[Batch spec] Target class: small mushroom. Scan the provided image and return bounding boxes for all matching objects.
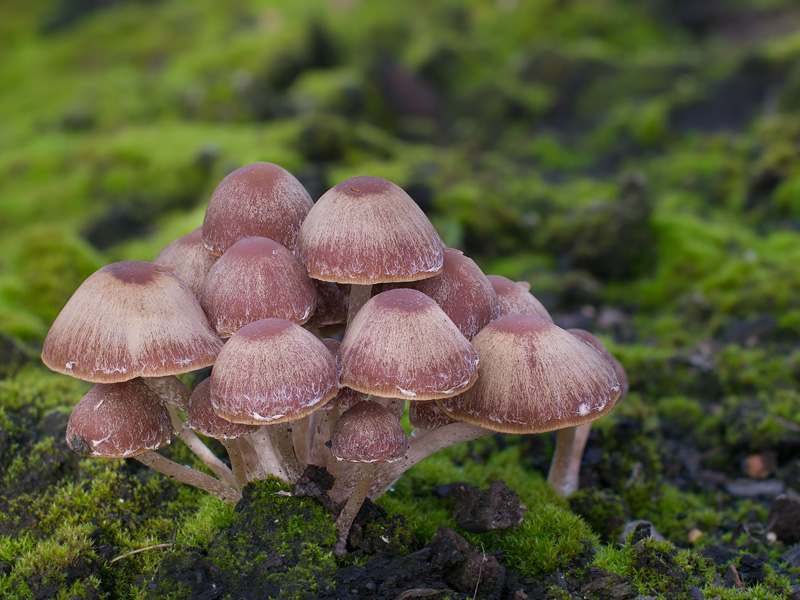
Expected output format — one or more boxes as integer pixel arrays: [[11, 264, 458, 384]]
[[487, 275, 552, 321], [329, 400, 408, 554], [153, 227, 218, 297]]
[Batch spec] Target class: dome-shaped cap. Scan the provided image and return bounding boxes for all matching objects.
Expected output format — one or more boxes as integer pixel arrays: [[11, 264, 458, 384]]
[[199, 236, 316, 337], [211, 318, 339, 425], [202, 162, 313, 256], [296, 176, 444, 284], [42, 261, 224, 383], [437, 314, 621, 434], [66, 378, 173, 459], [187, 377, 258, 439], [330, 400, 408, 463], [487, 275, 552, 321], [568, 329, 629, 400], [378, 248, 499, 340], [154, 227, 218, 297], [339, 288, 479, 400]]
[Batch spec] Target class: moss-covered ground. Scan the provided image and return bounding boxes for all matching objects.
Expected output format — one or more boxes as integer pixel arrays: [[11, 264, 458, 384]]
[[2, 0, 800, 598]]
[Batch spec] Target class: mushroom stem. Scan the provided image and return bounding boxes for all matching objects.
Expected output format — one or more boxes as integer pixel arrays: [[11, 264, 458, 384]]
[[143, 375, 192, 411], [548, 423, 592, 497], [135, 451, 242, 505], [274, 421, 302, 482], [332, 421, 492, 504], [248, 427, 290, 482], [346, 284, 372, 325], [168, 408, 236, 487], [333, 462, 375, 555], [221, 439, 249, 490]]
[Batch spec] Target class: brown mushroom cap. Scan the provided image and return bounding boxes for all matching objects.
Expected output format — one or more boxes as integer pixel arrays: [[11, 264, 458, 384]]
[[187, 377, 258, 439], [153, 227, 218, 297], [42, 261, 224, 383], [487, 275, 552, 321], [568, 329, 629, 400], [330, 400, 408, 463], [210, 318, 339, 425], [304, 280, 347, 330], [378, 248, 499, 340], [202, 162, 313, 256], [339, 288, 479, 400], [296, 176, 444, 284], [199, 236, 317, 337], [66, 378, 172, 459], [437, 314, 621, 434]]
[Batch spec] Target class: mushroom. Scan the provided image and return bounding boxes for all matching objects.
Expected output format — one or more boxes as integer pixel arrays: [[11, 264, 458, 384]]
[[487, 275, 553, 321], [296, 175, 444, 322], [187, 377, 262, 489], [545, 329, 629, 497], [202, 162, 313, 256], [67, 378, 241, 504], [41, 260, 231, 481], [198, 236, 317, 337], [377, 247, 500, 340], [153, 227, 218, 297], [329, 400, 408, 554], [210, 318, 339, 482]]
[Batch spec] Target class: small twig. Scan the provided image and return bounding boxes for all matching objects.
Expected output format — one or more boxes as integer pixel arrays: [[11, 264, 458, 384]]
[[472, 543, 487, 600], [109, 543, 173, 564]]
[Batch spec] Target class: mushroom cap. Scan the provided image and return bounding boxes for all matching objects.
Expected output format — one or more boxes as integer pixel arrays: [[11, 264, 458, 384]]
[[66, 378, 172, 459], [296, 176, 445, 284], [42, 261, 224, 383], [202, 162, 313, 256], [210, 318, 339, 425], [153, 227, 218, 297], [487, 275, 552, 321], [339, 288, 479, 400], [437, 314, 621, 434], [409, 400, 456, 430], [199, 236, 317, 337], [187, 377, 258, 439], [568, 329, 629, 400], [378, 248, 499, 340], [330, 400, 408, 463]]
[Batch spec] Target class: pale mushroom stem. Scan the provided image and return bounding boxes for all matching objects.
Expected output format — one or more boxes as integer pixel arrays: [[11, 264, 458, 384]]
[[167, 408, 236, 487], [135, 451, 242, 505], [331, 421, 492, 504], [548, 423, 593, 497], [274, 421, 302, 482], [221, 439, 249, 490], [248, 427, 290, 482], [333, 462, 376, 556], [347, 284, 372, 325], [291, 414, 313, 467]]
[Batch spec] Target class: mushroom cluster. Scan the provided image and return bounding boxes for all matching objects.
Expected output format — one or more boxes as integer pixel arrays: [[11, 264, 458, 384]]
[[42, 161, 626, 549]]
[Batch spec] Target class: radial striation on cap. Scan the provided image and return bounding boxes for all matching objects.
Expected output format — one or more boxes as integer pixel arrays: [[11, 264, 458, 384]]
[[188, 377, 258, 439], [437, 314, 621, 434], [154, 227, 218, 297], [568, 328, 629, 400], [199, 236, 317, 337], [210, 318, 339, 425], [202, 162, 313, 256], [378, 247, 499, 339], [330, 400, 408, 463], [339, 288, 479, 400], [488, 275, 552, 321], [296, 176, 445, 284], [42, 261, 224, 383], [66, 378, 173, 459]]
